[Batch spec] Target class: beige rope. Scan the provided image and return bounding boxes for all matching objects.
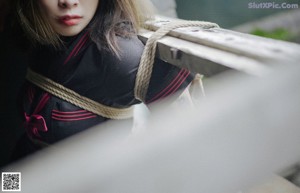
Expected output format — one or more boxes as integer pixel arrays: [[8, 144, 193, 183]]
[[134, 20, 219, 102], [26, 69, 134, 120]]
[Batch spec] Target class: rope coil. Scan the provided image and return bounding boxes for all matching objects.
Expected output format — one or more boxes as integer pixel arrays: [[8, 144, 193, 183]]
[[26, 69, 134, 120], [25, 20, 218, 120], [134, 20, 219, 102]]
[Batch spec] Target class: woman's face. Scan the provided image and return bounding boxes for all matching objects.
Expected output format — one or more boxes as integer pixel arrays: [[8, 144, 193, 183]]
[[39, 0, 99, 36]]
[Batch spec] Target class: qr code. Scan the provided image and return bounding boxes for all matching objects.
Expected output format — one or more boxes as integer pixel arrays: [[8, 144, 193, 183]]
[[2, 172, 21, 192]]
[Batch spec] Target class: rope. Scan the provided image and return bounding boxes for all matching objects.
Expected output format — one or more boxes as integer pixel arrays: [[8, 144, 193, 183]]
[[134, 20, 219, 102], [26, 69, 134, 120]]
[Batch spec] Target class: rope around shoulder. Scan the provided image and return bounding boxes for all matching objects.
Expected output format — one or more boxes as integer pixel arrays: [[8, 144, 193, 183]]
[[25, 20, 219, 121], [134, 20, 220, 102]]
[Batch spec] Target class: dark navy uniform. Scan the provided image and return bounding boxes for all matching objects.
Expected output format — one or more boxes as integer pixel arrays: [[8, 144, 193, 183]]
[[19, 27, 194, 147]]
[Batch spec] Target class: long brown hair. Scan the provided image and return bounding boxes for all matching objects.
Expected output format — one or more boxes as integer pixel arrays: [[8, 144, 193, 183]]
[[15, 0, 61, 48], [89, 0, 147, 56], [15, 0, 151, 55]]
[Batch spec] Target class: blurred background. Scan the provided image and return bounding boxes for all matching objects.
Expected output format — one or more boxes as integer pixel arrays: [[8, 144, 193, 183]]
[[151, 0, 300, 43]]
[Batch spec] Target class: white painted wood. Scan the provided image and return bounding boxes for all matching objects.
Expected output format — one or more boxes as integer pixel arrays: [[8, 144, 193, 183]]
[[138, 16, 300, 76]]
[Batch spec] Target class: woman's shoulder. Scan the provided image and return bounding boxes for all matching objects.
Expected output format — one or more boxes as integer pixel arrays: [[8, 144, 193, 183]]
[[103, 35, 144, 76], [95, 35, 144, 100], [118, 35, 144, 64]]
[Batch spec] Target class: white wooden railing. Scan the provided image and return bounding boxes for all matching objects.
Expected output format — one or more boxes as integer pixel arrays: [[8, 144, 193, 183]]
[[138, 16, 300, 77]]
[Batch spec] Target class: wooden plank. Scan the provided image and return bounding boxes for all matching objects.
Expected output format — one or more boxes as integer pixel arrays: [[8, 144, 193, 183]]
[[139, 29, 268, 76], [138, 16, 300, 76]]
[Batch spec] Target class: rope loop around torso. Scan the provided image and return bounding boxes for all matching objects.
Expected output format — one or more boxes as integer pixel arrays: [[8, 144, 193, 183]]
[[26, 69, 134, 120]]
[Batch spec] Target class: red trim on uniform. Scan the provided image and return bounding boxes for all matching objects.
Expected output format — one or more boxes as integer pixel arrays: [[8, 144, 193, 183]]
[[52, 109, 90, 114], [27, 86, 35, 104], [33, 94, 51, 114], [74, 35, 89, 56], [52, 112, 94, 118], [24, 93, 51, 138], [51, 109, 97, 121], [52, 115, 97, 122], [64, 31, 89, 64], [160, 70, 190, 99], [147, 69, 190, 103], [147, 69, 186, 103]]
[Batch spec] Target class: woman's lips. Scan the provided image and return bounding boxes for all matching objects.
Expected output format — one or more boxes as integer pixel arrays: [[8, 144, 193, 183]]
[[59, 15, 82, 26]]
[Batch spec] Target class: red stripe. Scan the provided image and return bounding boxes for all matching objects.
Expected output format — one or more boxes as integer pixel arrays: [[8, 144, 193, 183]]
[[147, 69, 189, 103], [52, 115, 97, 122], [28, 86, 34, 103], [33, 93, 50, 114], [52, 109, 89, 114], [52, 112, 94, 118], [161, 71, 190, 99], [74, 35, 89, 56], [64, 31, 89, 64], [147, 69, 186, 103]]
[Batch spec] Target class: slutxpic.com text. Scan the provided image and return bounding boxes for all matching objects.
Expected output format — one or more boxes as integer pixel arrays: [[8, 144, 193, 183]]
[[248, 2, 299, 9]]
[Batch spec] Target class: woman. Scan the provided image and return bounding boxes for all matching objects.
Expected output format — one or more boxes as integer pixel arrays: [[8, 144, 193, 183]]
[[11, 0, 194, 160]]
